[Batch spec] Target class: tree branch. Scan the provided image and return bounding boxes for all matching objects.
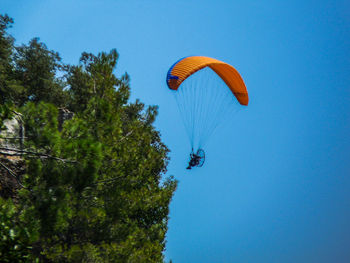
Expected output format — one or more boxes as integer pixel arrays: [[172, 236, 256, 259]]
[[93, 174, 128, 185], [0, 147, 77, 163], [0, 137, 28, 140], [0, 161, 25, 188], [119, 131, 133, 142]]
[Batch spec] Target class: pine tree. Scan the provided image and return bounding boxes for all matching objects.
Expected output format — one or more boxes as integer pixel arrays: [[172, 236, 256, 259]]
[[0, 14, 23, 104], [0, 15, 177, 262], [13, 38, 68, 107]]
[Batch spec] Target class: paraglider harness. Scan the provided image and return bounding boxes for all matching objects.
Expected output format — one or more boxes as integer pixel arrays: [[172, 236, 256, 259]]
[[186, 148, 205, 169]]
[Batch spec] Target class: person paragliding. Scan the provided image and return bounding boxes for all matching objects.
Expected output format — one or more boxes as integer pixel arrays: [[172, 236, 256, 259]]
[[166, 56, 249, 169], [186, 148, 205, 169]]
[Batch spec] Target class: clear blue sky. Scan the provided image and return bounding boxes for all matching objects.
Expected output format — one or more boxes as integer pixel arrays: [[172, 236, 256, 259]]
[[2, 0, 350, 262]]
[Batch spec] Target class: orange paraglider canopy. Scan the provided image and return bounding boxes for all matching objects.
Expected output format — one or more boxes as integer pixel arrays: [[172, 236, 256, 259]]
[[166, 56, 249, 105]]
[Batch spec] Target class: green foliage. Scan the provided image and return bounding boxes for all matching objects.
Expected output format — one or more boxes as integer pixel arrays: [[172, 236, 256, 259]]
[[13, 38, 68, 106], [0, 198, 39, 262], [0, 103, 13, 130], [0, 14, 24, 105], [0, 14, 177, 262], [0, 14, 67, 107]]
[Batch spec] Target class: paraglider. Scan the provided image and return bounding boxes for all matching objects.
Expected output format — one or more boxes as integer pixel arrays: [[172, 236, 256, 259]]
[[166, 56, 248, 169], [186, 148, 205, 170]]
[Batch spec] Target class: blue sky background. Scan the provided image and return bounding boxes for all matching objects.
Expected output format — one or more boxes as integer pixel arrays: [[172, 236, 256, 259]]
[[2, 0, 350, 262]]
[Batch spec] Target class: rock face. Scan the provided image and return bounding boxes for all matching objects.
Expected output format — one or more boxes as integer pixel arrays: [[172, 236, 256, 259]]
[[0, 111, 25, 200], [0, 111, 24, 152], [0, 109, 74, 199]]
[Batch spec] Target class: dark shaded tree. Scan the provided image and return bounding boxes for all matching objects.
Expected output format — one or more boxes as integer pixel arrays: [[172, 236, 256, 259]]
[[13, 38, 68, 107], [0, 15, 23, 104]]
